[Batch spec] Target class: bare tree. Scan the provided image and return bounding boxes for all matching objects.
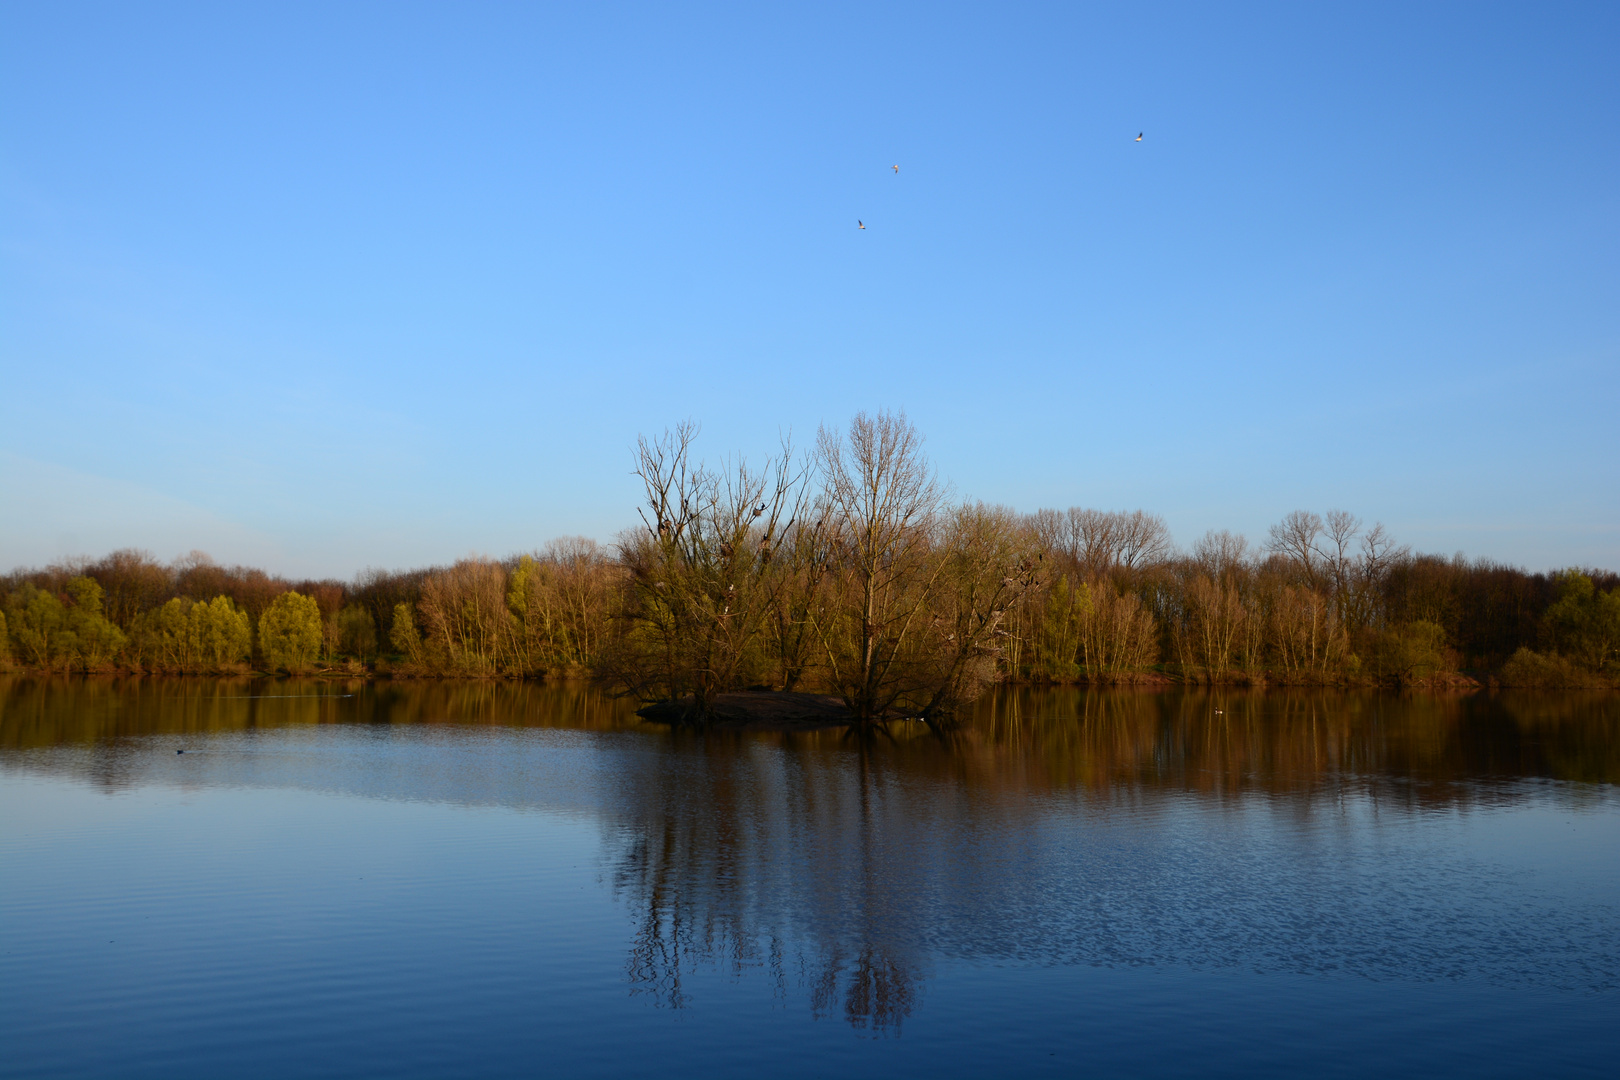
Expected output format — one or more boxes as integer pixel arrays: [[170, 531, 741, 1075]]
[[919, 503, 1042, 716], [1115, 510, 1173, 572], [1192, 529, 1250, 583], [418, 559, 515, 674], [1320, 509, 1362, 625], [1077, 585, 1157, 678], [610, 423, 808, 717], [811, 411, 946, 722], [764, 511, 833, 691], [1266, 510, 1326, 591], [1066, 508, 1118, 582], [507, 538, 623, 673], [1064, 508, 1172, 582]]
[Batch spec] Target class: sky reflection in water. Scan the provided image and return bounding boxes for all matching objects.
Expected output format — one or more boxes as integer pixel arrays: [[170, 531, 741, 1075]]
[[1, 679, 1617, 1078]]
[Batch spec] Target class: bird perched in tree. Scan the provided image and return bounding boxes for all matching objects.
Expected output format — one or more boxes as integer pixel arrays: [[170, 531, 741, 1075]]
[[1135, 132, 1143, 142], [858, 220, 865, 229]]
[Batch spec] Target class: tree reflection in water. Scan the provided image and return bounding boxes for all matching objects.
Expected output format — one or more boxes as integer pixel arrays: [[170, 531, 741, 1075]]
[[609, 737, 924, 1031], [2, 676, 1616, 1020]]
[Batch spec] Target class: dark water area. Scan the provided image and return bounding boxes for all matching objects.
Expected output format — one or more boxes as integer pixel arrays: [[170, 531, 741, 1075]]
[[2, 678, 1617, 1078]]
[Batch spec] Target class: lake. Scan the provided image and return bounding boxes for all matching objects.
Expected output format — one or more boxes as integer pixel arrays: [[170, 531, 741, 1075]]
[[2, 678, 1616, 1078]]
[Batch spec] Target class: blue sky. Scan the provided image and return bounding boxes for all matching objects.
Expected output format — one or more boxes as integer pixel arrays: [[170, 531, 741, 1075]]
[[3, 1, 1616, 577]]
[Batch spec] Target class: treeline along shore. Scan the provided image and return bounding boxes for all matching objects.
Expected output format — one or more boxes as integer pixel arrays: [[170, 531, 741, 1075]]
[[3, 413, 1616, 719]]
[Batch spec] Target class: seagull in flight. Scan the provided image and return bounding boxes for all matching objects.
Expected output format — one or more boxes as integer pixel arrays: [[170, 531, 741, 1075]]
[[892, 164, 899, 174], [858, 220, 865, 229], [1135, 132, 1143, 142]]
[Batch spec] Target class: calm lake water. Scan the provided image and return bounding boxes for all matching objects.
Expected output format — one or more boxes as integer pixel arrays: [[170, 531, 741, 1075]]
[[2, 679, 1617, 1079]]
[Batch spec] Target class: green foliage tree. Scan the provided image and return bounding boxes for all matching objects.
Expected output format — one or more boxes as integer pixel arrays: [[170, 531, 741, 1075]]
[[135, 595, 252, 671], [63, 576, 127, 667], [1032, 575, 1089, 680], [197, 595, 254, 668], [0, 609, 11, 667], [5, 583, 72, 667], [1543, 570, 1620, 673], [135, 599, 190, 669], [258, 591, 324, 673], [389, 602, 422, 662], [505, 555, 549, 672], [2, 579, 125, 670], [334, 604, 377, 660]]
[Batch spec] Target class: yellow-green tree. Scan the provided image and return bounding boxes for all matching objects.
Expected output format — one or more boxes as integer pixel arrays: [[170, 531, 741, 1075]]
[[6, 584, 71, 667], [1544, 570, 1620, 673], [63, 576, 127, 667], [136, 595, 252, 671], [4, 578, 125, 669], [197, 596, 253, 668], [135, 598, 192, 669], [1033, 575, 1090, 680], [389, 602, 422, 662], [259, 591, 323, 673]]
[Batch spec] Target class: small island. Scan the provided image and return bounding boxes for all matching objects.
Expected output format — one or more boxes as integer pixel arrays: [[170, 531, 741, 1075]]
[[638, 690, 857, 731]]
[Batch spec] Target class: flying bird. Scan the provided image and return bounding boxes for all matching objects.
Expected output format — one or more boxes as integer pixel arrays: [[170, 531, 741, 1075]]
[[858, 220, 865, 229], [892, 164, 899, 174], [1135, 132, 1143, 142]]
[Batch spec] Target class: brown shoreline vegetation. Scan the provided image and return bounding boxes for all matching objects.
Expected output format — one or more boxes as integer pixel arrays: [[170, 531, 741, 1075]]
[[3, 412, 1616, 726]]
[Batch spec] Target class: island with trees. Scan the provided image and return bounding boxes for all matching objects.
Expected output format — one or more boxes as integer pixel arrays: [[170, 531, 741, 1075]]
[[3, 413, 1616, 726]]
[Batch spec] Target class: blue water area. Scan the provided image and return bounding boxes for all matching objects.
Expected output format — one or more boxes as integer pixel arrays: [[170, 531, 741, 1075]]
[[1, 680, 1617, 1078]]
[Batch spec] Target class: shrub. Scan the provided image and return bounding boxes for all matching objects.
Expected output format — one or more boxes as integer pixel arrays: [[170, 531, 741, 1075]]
[[1499, 647, 1607, 689], [1374, 620, 1448, 682]]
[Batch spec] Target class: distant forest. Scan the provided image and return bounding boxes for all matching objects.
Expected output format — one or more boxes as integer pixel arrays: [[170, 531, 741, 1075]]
[[3, 413, 1616, 710]]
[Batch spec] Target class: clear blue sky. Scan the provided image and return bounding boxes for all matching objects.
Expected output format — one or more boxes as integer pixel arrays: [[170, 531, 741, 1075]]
[[3, 1, 1616, 578]]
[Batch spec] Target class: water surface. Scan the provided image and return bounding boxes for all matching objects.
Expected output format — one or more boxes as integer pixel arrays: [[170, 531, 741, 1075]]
[[2, 679, 1617, 1078]]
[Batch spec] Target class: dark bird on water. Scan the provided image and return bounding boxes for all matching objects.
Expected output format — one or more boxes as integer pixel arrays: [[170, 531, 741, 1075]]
[[176, 749, 184, 754], [1135, 132, 1143, 141]]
